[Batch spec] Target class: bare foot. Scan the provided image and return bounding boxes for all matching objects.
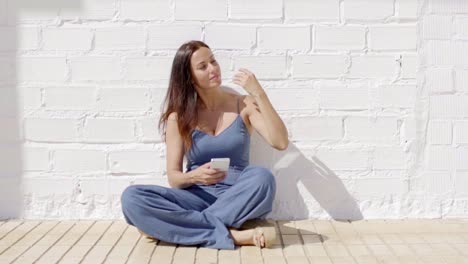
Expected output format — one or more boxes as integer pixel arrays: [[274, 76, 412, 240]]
[[229, 228, 265, 247]]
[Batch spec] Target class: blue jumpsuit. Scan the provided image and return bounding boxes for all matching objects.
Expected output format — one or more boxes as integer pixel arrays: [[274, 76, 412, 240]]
[[121, 99, 276, 249]]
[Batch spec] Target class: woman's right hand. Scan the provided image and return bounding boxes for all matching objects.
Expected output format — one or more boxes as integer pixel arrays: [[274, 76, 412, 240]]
[[188, 162, 226, 185]]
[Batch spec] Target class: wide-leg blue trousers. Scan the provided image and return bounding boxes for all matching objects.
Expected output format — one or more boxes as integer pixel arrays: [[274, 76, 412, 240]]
[[121, 165, 276, 249]]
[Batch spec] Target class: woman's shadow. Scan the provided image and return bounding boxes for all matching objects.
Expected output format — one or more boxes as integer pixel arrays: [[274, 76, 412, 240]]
[[250, 131, 363, 221], [222, 85, 363, 220]]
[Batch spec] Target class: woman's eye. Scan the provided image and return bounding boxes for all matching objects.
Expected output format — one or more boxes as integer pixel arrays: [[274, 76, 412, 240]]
[[211, 60, 217, 64]]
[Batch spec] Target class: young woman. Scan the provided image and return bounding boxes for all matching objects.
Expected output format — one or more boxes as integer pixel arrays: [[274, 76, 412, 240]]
[[121, 40, 288, 249]]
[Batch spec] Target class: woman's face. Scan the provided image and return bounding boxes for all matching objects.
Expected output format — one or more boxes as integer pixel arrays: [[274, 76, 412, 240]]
[[190, 47, 222, 91]]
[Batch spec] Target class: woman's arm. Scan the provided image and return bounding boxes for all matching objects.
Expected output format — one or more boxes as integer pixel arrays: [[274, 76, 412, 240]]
[[165, 112, 194, 188], [234, 69, 289, 150]]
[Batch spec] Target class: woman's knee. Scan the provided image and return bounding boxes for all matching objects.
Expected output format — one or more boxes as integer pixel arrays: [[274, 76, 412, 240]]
[[121, 185, 144, 210], [245, 166, 276, 190]]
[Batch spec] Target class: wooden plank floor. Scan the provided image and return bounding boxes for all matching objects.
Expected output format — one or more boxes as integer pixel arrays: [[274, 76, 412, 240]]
[[1, 219, 468, 264]]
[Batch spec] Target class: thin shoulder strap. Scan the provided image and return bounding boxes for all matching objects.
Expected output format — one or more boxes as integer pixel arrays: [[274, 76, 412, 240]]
[[237, 96, 240, 114]]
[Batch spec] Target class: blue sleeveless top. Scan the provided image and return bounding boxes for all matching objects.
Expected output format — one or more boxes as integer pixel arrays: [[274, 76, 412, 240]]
[[185, 97, 250, 173]]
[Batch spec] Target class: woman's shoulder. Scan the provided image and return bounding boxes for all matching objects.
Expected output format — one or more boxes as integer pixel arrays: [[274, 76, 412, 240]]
[[168, 112, 178, 121]]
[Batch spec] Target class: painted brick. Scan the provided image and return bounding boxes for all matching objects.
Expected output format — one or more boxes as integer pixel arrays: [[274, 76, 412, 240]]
[[315, 148, 369, 170], [94, 26, 145, 50], [151, 88, 168, 112], [319, 84, 369, 109], [284, 0, 339, 21], [0, 26, 39, 50], [233, 56, 287, 80], [428, 120, 452, 145], [258, 26, 310, 50], [267, 89, 318, 111], [42, 27, 93, 50], [455, 70, 468, 92], [205, 24, 256, 49], [401, 54, 418, 79], [355, 178, 401, 197], [397, 0, 418, 19], [454, 121, 468, 144], [139, 118, 161, 142], [369, 26, 417, 51], [422, 15, 453, 40], [54, 150, 106, 172], [344, 0, 394, 21], [175, 0, 227, 21], [455, 172, 468, 197], [109, 151, 163, 173], [455, 147, 468, 170], [147, 24, 202, 49], [455, 17, 468, 40], [97, 88, 151, 112], [59, 0, 116, 20], [120, 0, 170, 20], [426, 68, 453, 93], [18, 57, 67, 82], [376, 85, 416, 108], [374, 147, 406, 169], [315, 26, 365, 51], [70, 57, 121, 81], [291, 117, 343, 141], [23, 147, 49, 171], [23, 178, 74, 196], [349, 55, 399, 79], [24, 118, 78, 142], [429, 0, 468, 14], [345, 117, 398, 142], [20, 88, 42, 110], [427, 146, 453, 170], [8, 2, 59, 24], [230, 0, 282, 19], [83, 118, 135, 143], [292, 55, 347, 78], [425, 41, 468, 66], [402, 117, 417, 141], [44, 88, 95, 110], [430, 95, 468, 118], [423, 172, 453, 194], [123, 56, 173, 80]]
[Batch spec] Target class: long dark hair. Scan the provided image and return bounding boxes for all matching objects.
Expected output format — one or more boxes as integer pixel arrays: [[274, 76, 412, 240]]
[[159, 40, 209, 151]]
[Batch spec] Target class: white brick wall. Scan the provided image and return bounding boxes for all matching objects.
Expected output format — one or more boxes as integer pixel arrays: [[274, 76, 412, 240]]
[[120, 0, 171, 21], [284, 0, 339, 21], [3, 0, 468, 220], [42, 27, 93, 51], [94, 26, 145, 50], [344, 0, 394, 21], [230, 0, 282, 19], [315, 26, 366, 51]]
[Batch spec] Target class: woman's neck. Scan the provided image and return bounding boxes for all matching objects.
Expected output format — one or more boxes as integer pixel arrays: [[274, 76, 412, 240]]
[[197, 88, 225, 112]]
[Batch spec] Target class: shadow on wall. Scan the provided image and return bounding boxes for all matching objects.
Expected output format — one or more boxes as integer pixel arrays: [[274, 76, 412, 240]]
[[251, 135, 363, 221], [250, 133, 363, 220], [222, 85, 363, 221], [0, 0, 81, 219]]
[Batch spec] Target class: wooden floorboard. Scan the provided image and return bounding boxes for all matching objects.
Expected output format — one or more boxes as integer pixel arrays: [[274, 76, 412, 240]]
[[1, 219, 468, 264]]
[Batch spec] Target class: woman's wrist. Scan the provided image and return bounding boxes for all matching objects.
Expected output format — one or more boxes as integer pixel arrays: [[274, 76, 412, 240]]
[[185, 170, 196, 185]]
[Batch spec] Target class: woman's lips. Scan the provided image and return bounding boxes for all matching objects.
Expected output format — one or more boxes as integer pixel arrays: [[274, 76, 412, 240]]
[[210, 75, 219, 80]]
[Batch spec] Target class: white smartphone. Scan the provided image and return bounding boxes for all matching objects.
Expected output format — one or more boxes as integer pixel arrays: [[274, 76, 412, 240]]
[[210, 158, 230, 172]]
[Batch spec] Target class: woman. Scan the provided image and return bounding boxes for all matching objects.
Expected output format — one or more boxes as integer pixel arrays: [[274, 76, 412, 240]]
[[121, 40, 289, 249]]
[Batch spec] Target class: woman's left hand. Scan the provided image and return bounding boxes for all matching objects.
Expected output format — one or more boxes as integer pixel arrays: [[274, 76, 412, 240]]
[[232, 68, 265, 97]]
